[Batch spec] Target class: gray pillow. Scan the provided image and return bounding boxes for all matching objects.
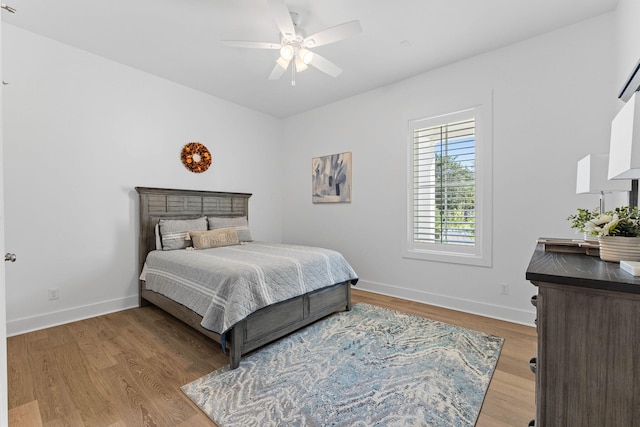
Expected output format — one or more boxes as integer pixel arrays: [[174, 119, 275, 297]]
[[208, 216, 253, 242], [158, 217, 207, 250]]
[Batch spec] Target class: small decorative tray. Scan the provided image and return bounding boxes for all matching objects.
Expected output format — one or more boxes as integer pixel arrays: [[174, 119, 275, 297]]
[[537, 237, 600, 256]]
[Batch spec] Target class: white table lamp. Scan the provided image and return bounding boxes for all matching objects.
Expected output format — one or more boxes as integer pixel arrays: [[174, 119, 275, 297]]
[[608, 91, 640, 207], [577, 154, 630, 213]]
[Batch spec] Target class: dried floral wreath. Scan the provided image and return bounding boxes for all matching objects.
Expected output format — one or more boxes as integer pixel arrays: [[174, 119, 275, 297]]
[[181, 142, 212, 173]]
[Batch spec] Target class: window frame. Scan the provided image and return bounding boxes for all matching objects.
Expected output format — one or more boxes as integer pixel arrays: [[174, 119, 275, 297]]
[[404, 100, 493, 267]]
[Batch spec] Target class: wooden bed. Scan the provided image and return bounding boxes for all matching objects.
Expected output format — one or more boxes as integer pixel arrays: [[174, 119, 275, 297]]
[[136, 186, 352, 369]]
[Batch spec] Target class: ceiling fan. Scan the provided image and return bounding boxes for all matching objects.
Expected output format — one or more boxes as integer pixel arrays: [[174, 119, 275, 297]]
[[222, 0, 362, 86]]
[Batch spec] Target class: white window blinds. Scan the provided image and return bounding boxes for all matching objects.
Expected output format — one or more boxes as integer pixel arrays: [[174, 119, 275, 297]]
[[405, 99, 492, 267], [413, 118, 476, 246]]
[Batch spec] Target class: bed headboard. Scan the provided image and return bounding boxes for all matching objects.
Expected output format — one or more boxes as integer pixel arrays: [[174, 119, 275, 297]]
[[135, 186, 252, 278]]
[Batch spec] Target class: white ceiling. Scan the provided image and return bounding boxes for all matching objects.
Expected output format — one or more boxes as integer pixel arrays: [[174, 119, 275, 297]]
[[2, 0, 619, 118]]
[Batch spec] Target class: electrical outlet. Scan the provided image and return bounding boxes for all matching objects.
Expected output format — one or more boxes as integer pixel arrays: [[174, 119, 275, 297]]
[[48, 288, 59, 300], [499, 283, 509, 295]]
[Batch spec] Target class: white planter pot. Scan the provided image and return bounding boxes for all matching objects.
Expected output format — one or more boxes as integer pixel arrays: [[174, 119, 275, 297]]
[[598, 236, 640, 263]]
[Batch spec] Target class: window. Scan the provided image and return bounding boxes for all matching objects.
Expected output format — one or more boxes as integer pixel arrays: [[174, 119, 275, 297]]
[[405, 104, 492, 266]]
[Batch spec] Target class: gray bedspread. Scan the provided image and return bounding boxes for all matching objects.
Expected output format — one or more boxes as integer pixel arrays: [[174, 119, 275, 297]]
[[143, 242, 358, 334]]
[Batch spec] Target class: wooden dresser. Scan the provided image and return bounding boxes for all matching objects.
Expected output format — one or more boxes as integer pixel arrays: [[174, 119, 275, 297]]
[[526, 244, 640, 426]]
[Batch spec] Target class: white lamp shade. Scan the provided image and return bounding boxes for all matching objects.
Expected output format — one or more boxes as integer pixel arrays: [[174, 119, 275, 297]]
[[608, 91, 640, 179], [577, 154, 631, 193]]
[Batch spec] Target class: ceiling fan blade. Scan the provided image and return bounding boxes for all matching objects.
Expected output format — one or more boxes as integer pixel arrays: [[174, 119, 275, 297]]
[[267, 0, 296, 39], [221, 40, 281, 50], [304, 20, 362, 48], [309, 53, 342, 77], [269, 60, 290, 80]]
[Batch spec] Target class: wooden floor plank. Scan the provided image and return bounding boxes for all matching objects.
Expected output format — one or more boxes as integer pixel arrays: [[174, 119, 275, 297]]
[[27, 346, 80, 424], [7, 288, 536, 426], [65, 318, 118, 371], [113, 348, 198, 426], [44, 409, 85, 427], [52, 342, 117, 426], [7, 335, 35, 409], [96, 365, 158, 426], [8, 400, 43, 427]]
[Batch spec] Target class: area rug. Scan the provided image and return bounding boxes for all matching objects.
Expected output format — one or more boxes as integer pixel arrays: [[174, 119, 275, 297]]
[[181, 303, 504, 426]]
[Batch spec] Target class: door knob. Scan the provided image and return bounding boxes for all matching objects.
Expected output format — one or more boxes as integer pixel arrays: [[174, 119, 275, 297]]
[[4, 253, 16, 262]]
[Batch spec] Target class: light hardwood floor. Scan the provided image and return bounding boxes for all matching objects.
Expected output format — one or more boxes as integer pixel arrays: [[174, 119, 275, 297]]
[[8, 289, 536, 426]]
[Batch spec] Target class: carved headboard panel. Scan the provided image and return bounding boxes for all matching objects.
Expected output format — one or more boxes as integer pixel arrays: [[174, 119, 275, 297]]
[[135, 187, 252, 277]]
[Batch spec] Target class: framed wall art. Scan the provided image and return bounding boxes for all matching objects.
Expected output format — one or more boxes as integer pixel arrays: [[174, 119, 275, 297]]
[[312, 152, 352, 203]]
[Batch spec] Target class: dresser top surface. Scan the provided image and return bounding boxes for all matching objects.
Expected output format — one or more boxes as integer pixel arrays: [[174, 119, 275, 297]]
[[526, 243, 640, 293]]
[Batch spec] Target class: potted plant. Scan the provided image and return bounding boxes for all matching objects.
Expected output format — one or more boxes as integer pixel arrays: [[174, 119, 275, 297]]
[[572, 206, 640, 262]]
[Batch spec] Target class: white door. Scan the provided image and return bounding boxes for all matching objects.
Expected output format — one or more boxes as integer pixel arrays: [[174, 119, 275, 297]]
[[0, 5, 9, 425]]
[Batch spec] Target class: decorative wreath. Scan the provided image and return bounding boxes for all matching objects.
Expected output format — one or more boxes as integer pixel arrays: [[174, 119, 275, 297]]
[[181, 142, 212, 173]]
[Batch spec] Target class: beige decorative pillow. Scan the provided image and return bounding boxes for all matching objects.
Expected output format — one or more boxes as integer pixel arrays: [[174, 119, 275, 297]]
[[189, 228, 239, 250]]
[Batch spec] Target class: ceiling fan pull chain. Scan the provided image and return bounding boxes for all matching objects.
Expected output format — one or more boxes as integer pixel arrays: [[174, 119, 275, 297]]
[[291, 61, 296, 86]]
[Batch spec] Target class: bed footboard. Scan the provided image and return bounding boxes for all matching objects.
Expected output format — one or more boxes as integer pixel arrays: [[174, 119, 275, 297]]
[[141, 281, 352, 369], [228, 281, 351, 368]]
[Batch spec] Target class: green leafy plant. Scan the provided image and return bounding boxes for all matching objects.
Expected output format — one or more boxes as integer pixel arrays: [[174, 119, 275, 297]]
[[570, 206, 640, 237], [567, 207, 599, 233]]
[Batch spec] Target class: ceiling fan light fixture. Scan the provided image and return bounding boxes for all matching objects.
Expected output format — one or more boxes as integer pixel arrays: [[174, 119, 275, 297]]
[[279, 44, 295, 61], [276, 56, 290, 70], [298, 48, 314, 65], [295, 58, 308, 72]]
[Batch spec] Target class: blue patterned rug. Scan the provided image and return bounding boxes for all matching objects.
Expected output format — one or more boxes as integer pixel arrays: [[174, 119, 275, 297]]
[[181, 303, 504, 426]]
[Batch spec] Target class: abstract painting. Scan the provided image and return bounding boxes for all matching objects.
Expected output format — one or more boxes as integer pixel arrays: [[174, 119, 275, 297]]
[[312, 152, 352, 203]]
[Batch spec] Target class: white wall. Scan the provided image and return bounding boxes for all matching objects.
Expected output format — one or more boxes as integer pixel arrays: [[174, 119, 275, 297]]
[[1, 9, 623, 334], [281, 13, 617, 325], [2, 25, 284, 335]]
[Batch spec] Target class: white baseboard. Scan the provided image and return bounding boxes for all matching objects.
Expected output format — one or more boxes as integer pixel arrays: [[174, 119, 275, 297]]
[[7, 295, 139, 336], [7, 281, 536, 336], [356, 279, 536, 326]]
